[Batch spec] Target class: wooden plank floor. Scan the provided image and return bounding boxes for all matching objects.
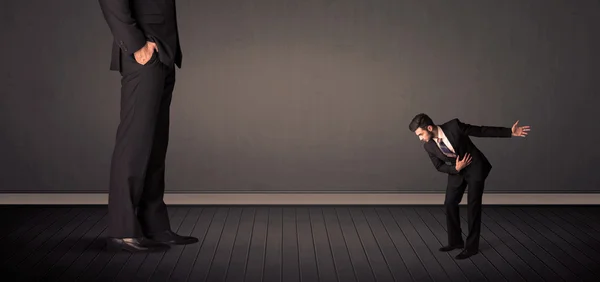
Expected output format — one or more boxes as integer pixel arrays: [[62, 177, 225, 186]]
[[1, 205, 600, 281]]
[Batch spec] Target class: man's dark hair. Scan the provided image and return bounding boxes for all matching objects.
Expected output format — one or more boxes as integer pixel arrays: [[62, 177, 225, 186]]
[[408, 113, 434, 132]]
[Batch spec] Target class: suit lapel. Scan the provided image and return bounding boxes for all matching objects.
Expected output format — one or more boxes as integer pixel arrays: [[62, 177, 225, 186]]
[[426, 140, 446, 159], [440, 123, 459, 153]]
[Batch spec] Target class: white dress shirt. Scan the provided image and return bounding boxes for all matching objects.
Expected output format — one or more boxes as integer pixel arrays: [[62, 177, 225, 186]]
[[434, 126, 456, 157]]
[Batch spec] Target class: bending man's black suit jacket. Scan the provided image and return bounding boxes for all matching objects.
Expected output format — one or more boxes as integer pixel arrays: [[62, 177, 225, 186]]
[[98, 0, 182, 71], [424, 118, 512, 181]]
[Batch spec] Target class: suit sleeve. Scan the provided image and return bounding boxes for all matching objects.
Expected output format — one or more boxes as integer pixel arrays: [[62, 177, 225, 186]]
[[455, 118, 512, 138], [427, 148, 460, 175], [98, 0, 146, 55]]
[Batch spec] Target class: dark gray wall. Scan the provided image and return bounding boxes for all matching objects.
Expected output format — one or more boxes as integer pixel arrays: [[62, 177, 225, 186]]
[[1, 0, 599, 193]]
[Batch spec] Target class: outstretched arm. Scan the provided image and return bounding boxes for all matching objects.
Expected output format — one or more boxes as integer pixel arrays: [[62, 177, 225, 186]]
[[98, 0, 146, 55], [455, 118, 513, 138]]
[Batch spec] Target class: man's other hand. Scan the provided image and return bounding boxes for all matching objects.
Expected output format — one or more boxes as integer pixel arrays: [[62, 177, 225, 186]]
[[455, 153, 472, 172], [134, 41, 158, 65], [511, 120, 531, 137]]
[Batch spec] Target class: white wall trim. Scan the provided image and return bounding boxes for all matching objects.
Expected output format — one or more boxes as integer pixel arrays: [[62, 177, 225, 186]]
[[1, 193, 599, 205]]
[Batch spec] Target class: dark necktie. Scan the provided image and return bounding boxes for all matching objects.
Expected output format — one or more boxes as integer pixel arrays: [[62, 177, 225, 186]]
[[438, 139, 456, 157]]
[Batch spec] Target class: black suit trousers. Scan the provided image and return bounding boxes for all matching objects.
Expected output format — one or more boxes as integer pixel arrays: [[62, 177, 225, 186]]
[[444, 174, 486, 251], [107, 50, 175, 238]]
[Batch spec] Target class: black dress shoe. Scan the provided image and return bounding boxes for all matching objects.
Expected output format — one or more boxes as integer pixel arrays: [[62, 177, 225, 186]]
[[106, 237, 170, 252], [439, 243, 464, 252], [147, 230, 199, 245], [455, 249, 478, 260]]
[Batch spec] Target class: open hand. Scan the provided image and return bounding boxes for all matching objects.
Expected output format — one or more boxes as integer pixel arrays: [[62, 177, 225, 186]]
[[455, 153, 472, 172], [511, 120, 530, 137], [134, 41, 158, 65]]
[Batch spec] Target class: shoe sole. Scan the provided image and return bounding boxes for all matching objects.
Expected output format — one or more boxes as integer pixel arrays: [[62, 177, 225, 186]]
[[106, 241, 170, 253], [150, 237, 200, 245], [439, 245, 464, 252]]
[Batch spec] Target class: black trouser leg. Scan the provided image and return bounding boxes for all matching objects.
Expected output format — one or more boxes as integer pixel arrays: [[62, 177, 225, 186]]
[[107, 51, 173, 238], [444, 176, 468, 246], [465, 179, 485, 251], [137, 65, 175, 235]]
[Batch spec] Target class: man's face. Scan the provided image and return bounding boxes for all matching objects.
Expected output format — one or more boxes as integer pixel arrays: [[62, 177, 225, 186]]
[[415, 125, 434, 142]]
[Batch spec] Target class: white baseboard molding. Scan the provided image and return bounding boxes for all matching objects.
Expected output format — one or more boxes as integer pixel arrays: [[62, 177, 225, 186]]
[[1, 193, 599, 205]]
